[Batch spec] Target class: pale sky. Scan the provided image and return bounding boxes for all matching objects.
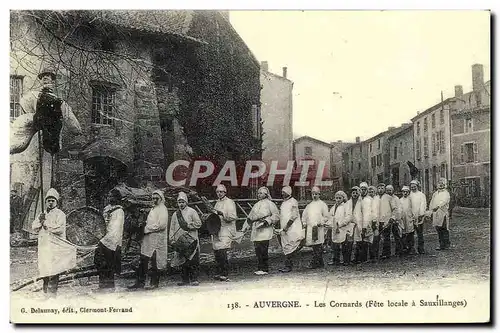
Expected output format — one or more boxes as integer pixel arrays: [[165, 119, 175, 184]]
[[230, 10, 491, 143]]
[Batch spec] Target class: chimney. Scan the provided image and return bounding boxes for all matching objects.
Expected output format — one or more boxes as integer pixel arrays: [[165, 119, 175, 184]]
[[337, 140, 342, 143], [417, 111, 420, 115], [472, 64, 484, 91], [355, 136, 360, 143], [282, 67, 288, 78], [261, 61, 268, 72], [455, 85, 463, 97]]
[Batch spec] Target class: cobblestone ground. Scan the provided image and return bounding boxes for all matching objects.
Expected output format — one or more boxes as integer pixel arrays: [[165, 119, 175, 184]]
[[11, 207, 490, 299]]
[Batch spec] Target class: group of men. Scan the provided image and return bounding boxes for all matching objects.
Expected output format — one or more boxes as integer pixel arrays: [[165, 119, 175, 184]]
[[30, 177, 452, 296]]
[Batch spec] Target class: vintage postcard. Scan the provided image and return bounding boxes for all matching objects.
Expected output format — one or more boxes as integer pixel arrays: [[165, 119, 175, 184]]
[[9, 9, 491, 324]]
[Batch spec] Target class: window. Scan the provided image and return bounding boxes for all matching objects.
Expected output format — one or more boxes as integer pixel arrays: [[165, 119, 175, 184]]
[[416, 121, 421, 136], [358, 162, 361, 170], [304, 146, 312, 156], [432, 133, 437, 156], [91, 86, 116, 125], [350, 161, 353, 172], [369, 143, 372, 152], [377, 139, 381, 149], [416, 140, 421, 160], [475, 92, 482, 107], [461, 177, 481, 197], [465, 118, 473, 133], [10, 76, 23, 120], [251, 104, 261, 138], [371, 156, 376, 169], [461, 142, 477, 164], [423, 137, 428, 158], [424, 117, 428, 132], [431, 113, 436, 129], [440, 109, 445, 124], [393, 146, 397, 159], [439, 130, 445, 154], [440, 163, 446, 178], [350, 147, 353, 155], [359, 146, 362, 153], [400, 141, 403, 156]]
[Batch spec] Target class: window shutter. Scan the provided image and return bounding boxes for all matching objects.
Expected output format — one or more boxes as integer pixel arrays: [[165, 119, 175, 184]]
[[473, 142, 478, 162], [460, 144, 464, 164]]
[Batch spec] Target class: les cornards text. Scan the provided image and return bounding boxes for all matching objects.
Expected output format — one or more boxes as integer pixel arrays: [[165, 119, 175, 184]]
[[227, 296, 467, 310]]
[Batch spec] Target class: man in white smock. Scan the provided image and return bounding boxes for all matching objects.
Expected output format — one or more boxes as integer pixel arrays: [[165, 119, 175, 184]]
[[429, 178, 451, 251], [399, 186, 416, 255], [169, 192, 202, 286], [129, 190, 169, 289], [274, 186, 304, 273], [352, 182, 373, 264], [409, 180, 427, 254], [32, 188, 76, 296], [211, 184, 238, 282], [302, 186, 329, 269], [328, 191, 352, 265], [244, 186, 279, 275], [95, 189, 124, 290]]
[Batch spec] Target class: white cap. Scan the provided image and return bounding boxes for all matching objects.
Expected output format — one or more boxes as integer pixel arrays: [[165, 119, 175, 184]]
[[359, 182, 369, 188], [282, 186, 292, 196], [177, 191, 188, 203], [216, 184, 227, 192], [45, 188, 60, 202]]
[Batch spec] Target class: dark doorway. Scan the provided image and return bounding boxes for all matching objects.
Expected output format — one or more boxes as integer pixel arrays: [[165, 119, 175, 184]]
[[84, 157, 128, 211]]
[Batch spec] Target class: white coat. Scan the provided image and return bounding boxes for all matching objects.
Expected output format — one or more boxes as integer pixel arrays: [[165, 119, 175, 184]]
[[429, 189, 451, 229], [370, 195, 380, 236], [302, 200, 329, 246], [329, 202, 353, 243], [351, 196, 374, 243], [248, 198, 280, 242], [142, 201, 169, 270], [169, 206, 202, 267], [100, 205, 125, 251], [278, 197, 304, 255], [212, 196, 238, 250], [399, 196, 415, 234], [32, 207, 76, 277], [409, 191, 427, 224]]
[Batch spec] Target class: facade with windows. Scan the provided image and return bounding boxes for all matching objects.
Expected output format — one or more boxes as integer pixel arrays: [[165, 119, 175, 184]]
[[260, 62, 294, 171], [412, 98, 453, 199], [451, 68, 490, 207], [342, 137, 370, 189], [388, 124, 414, 191], [10, 10, 261, 216]]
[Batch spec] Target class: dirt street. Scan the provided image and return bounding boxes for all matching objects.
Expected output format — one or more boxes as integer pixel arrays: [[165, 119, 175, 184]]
[[11, 207, 490, 297]]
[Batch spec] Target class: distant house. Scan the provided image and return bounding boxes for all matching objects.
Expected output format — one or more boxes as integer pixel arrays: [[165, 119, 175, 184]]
[[450, 64, 490, 207], [387, 124, 414, 191]]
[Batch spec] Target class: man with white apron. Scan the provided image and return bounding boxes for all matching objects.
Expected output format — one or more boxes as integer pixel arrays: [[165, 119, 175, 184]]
[[429, 178, 451, 251], [328, 191, 352, 265], [95, 189, 124, 290], [368, 185, 381, 262], [379, 184, 402, 259], [353, 182, 373, 264], [409, 180, 427, 254], [31, 188, 76, 296], [211, 184, 238, 282], [302, 186, 330, 269], [169, 192, 202, 286], [243, 186, 280, 275], [399, 186, 416, 255], [275, 186, 304, 273], [129, 190, 169, 289]]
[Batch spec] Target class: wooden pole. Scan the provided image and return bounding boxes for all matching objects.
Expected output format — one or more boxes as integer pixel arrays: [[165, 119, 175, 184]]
[[38, 131, 44, 213]]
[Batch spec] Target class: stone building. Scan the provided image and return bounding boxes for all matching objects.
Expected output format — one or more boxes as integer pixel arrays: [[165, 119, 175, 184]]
[[10, 10, 261, 221], [260, 61, 294, 170], [387, 124, 414, 191], [411, 96, 453, 199], [330, 140, 354, 192], [451, 64, 491, 207], [342, 137, 370, 188]]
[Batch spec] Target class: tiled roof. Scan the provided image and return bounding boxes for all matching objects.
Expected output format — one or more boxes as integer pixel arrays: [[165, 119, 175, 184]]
[[23, 10, 206, 44], [83, 10, 205, 43]]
